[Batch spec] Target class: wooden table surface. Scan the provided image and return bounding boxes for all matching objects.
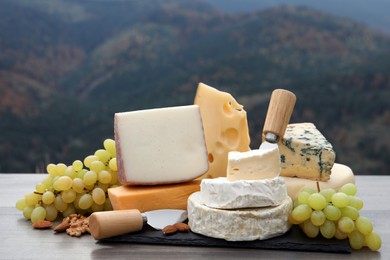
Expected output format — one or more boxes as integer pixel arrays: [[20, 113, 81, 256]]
[[1, 174, 389, 259]]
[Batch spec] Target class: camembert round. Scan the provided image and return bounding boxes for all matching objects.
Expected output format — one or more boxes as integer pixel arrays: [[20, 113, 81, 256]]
[[188, 192, 292, 241], [200, 177, 287, 209]]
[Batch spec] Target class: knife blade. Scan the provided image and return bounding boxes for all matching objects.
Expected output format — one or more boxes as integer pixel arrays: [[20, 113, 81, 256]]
[[260, 89, 296, 150], [89, 209, 187, 239]]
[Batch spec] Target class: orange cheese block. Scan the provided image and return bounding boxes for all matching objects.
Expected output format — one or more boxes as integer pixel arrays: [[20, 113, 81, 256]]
[[194, 82, 251, 179], [108, 180, 201, 212], [285, 163, 355, 200]]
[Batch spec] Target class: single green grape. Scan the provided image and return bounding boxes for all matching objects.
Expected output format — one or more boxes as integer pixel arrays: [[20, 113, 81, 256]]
[[23, 205, 34, 220], [339, 183, 357, 196], [45, 204, 58, 221], [78, 193, 93, 210], [90, 161, 106, 173], [355, 216, 373, 235], [72, 160, 83, 172], [16, 198, 27, 211], [332, 192, 349, 208], [323, 205, 342, 221], [72, 178, 85, 193], [348, 196, 364, 210], [303, 220, 319, 238], [98, 170, 112, 184], [348, 230, 365, 250], [54, 195, 68, 212], [42, 191, 55, 205], [104, 139, 116, 157], [311, 210, 326, 226], [340, 206, 359, 220], [297, 191, 310, 205], [95, 149, 111, 163], [64, 166, 76, 178], [35, 183, 46, 194], [31, 206, 46, 224], [108, 158, 117, 171], [46, 163, 58, 176], [83, 171, 98, 186], [334, 227, 348, 240], [291, 204, 312, 223], [338, 216, 355, 234], [25, 192, 41, 206], [365, 231, 382, 251], [308, 193, 327, 210], [53, 176, 73, 191], [84, 155, 98, 168], [92, 187, 106, 205], [61, 189, 77, 204], [320, 219, 336, 239]]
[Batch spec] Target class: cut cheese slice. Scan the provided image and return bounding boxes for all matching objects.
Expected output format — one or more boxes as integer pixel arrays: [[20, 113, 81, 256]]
[[194, 83, 251, 179], [188, 192, 292, 241], [279, 123, 336, 181], [285, 163, 355, 200], [108, 180, 200, 212], [200, 177, 287, 209], [114, 105, 208, 185], [227, 145, 280, 181]]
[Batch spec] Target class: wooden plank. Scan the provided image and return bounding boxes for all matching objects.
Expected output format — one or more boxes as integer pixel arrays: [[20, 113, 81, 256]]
[[0, 174, 389, 259]]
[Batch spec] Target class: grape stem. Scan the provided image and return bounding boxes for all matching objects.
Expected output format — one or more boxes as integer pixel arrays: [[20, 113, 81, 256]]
[[316, 181, 320, 192]]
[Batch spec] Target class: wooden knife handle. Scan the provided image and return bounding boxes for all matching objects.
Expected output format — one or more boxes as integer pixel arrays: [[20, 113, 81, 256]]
[[89, 209, 144, 239], [263, 89, 296, 141]]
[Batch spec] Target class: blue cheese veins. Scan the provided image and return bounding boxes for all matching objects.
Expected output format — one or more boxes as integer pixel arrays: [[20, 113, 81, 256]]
[[278, 123, 335, 181]]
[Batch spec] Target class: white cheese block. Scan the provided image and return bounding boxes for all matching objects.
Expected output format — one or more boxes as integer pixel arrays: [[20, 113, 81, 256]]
[[114, 105, 209, 185], [227, 144, 280, 181], [285, 163, 355, 200], [200, 177, 287, 209], [188, 192, 292, 241], [279, 123, 336, 181]]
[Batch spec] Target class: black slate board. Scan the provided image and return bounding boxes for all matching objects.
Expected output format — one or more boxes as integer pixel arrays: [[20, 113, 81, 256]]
[[100, 225, 351, 254]]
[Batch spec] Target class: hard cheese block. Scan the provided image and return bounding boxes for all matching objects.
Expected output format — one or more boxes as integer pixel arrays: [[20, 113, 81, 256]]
[[285, 163, 355, 200], [200, 177, 287, 209], [279, 123, 335, 181], [108, 180, 200, 212], [114, 105, 208, 185], [188, 192, 292, 241], [194, 82, 251, 179], [227, 145, 281, 181]]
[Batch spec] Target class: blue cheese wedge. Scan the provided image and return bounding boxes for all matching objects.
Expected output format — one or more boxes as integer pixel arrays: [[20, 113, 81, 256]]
[[279, 123, 335, 181]]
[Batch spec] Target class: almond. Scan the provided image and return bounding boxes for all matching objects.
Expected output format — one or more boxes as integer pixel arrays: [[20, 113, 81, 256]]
[[32, 220, 52, 229], [54, 221, 71, 233], [162, 225, 177, 235], [173, 222, 190, 232]]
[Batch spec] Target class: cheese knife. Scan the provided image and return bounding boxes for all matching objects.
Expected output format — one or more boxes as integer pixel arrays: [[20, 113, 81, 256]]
[[260, 89, 296, 150], [89, 209, 188, 239]]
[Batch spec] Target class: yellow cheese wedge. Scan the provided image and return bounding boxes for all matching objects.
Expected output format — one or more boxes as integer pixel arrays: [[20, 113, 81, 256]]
[[194, 82, 251, 179], [108, 181, 200, 212], [285, 163, 355, 200]]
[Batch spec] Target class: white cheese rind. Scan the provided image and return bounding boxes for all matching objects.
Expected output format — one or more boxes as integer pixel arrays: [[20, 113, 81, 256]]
[[188, 192, 292, 241], [227, 145, 281, 181], [279, 123, 335, 181], [285, 163, 355, 200], [200, 177, 287, 209], [115, 105, 209, 185]]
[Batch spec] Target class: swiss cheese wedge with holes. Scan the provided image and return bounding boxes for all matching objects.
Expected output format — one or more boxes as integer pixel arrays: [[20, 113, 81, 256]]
[[194, 83, 250, 179]]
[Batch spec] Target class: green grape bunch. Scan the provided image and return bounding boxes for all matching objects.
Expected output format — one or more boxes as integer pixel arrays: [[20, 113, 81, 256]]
[[15, 139, 120, 224], [289, 183, 382, 251]]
